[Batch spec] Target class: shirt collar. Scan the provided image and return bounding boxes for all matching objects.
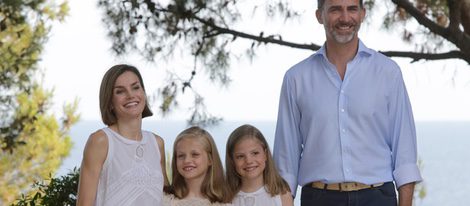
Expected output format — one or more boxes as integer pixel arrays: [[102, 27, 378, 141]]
[[313, 39, 373, 60]]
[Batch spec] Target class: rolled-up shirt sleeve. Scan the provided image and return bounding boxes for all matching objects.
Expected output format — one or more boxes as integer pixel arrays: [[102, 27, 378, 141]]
[[389, 69, 423, 188], [274, 72, 303, 196]]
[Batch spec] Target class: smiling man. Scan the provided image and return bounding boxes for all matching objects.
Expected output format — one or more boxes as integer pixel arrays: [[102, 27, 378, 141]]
[[273, 0, 422, 205]]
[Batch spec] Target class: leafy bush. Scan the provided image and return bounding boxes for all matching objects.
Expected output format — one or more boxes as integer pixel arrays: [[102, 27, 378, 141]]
[[12, 168, 79, 206]]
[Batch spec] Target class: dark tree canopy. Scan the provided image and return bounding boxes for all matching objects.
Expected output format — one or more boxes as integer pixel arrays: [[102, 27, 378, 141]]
[[98, 0, 470, 124]]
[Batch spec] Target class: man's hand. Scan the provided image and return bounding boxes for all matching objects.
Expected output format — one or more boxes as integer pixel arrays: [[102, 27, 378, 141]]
[[398, 182, 415, 206]]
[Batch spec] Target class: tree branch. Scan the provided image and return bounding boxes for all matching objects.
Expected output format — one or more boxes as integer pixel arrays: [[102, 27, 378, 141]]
[[447, 0, 461, 32], [392, 0, 470, 64], [391, 0, 447, 36], [191, 15, 321, 51], [151, 1, 470, 64], [379, 50, 465, 62], [193, 13, 469, 63]]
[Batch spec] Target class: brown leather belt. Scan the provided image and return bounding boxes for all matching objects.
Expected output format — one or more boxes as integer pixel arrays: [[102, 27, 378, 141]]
[[311, 181, 384, 192]]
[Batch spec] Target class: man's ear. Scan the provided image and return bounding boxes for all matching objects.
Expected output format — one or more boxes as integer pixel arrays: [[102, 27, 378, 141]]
[[360, 7, 366, 22], [315, 9, 323, 24]]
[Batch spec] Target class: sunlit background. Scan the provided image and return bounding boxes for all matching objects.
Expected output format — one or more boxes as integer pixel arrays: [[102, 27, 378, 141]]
[[38, 1, 470, 206]]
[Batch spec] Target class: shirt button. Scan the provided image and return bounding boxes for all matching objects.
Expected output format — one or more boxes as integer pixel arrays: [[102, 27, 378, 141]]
[[341, 108, 345, 112], [342, 129, 346, 133], [341, 90, 345, 93]]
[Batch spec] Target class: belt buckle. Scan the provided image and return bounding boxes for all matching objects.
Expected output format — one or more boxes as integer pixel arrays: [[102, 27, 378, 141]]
[[340, 182, 356, 192]]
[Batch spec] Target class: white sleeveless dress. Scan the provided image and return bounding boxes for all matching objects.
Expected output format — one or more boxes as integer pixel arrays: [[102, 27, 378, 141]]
[[94, 127, 164, 206], [232, 187, 282, 206]]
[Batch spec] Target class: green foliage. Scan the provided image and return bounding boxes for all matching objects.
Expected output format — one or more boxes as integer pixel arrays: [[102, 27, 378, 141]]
[[0, 0, 68, 90], [0, 0, 78, 205], [12, 168, 79, 206], [1, 0, 69, 149], [0, 87, 79, 204]]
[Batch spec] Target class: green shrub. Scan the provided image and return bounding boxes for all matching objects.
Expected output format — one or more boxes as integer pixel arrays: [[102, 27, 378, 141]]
[[13, 168, 79, 206]]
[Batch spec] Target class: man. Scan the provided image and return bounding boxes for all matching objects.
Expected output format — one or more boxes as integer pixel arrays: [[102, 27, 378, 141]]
[[273, 0, 422, 205]]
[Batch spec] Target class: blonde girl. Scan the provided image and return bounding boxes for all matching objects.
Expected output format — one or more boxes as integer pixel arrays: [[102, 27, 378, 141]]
[[164, 126, 230, 206], [226, 124, 293, 206]]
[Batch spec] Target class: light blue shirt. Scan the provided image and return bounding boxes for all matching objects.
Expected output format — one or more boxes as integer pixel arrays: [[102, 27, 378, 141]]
[[273, 40, 422, 195]]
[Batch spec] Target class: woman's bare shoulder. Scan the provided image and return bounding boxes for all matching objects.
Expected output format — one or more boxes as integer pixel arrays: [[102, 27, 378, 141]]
[[151, 132, 165, 146], [87, 129, 108, 145]]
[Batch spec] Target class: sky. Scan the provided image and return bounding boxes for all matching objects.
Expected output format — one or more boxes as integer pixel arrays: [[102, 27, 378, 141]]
[[41, 0, 470, 122]]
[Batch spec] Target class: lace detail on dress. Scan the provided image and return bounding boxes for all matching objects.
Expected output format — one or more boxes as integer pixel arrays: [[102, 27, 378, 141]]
[[104, 160, 163, 205]]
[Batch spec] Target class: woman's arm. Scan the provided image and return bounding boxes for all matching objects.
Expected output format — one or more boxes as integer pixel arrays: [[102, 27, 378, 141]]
[[77, 130, 108, 206], [155, 134, 169, 187]]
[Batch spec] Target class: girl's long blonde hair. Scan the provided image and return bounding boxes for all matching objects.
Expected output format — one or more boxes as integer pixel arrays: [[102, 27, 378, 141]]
[[225, 124, 290, 200], [171, 126, 229, 203]]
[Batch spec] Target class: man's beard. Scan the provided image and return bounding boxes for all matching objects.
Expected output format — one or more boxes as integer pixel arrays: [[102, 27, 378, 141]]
[[332, 30, 355, 43], [325, 21, 360, 44]]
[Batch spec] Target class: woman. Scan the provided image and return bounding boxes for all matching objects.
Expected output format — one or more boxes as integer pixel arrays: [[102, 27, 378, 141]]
[[77, 64, 169, 206]]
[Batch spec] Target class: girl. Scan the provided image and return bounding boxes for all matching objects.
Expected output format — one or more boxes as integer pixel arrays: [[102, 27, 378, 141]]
[[226, 124, 293, 206], [164, 126, 230, 206], [77, 64, 169, 205]]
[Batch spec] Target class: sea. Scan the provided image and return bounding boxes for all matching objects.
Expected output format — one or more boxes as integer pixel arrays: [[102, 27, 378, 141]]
[[58, 120, 470, 206]]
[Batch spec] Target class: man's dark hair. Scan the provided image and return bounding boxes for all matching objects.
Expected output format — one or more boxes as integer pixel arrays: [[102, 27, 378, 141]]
[[317, 0, 364, 9]]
